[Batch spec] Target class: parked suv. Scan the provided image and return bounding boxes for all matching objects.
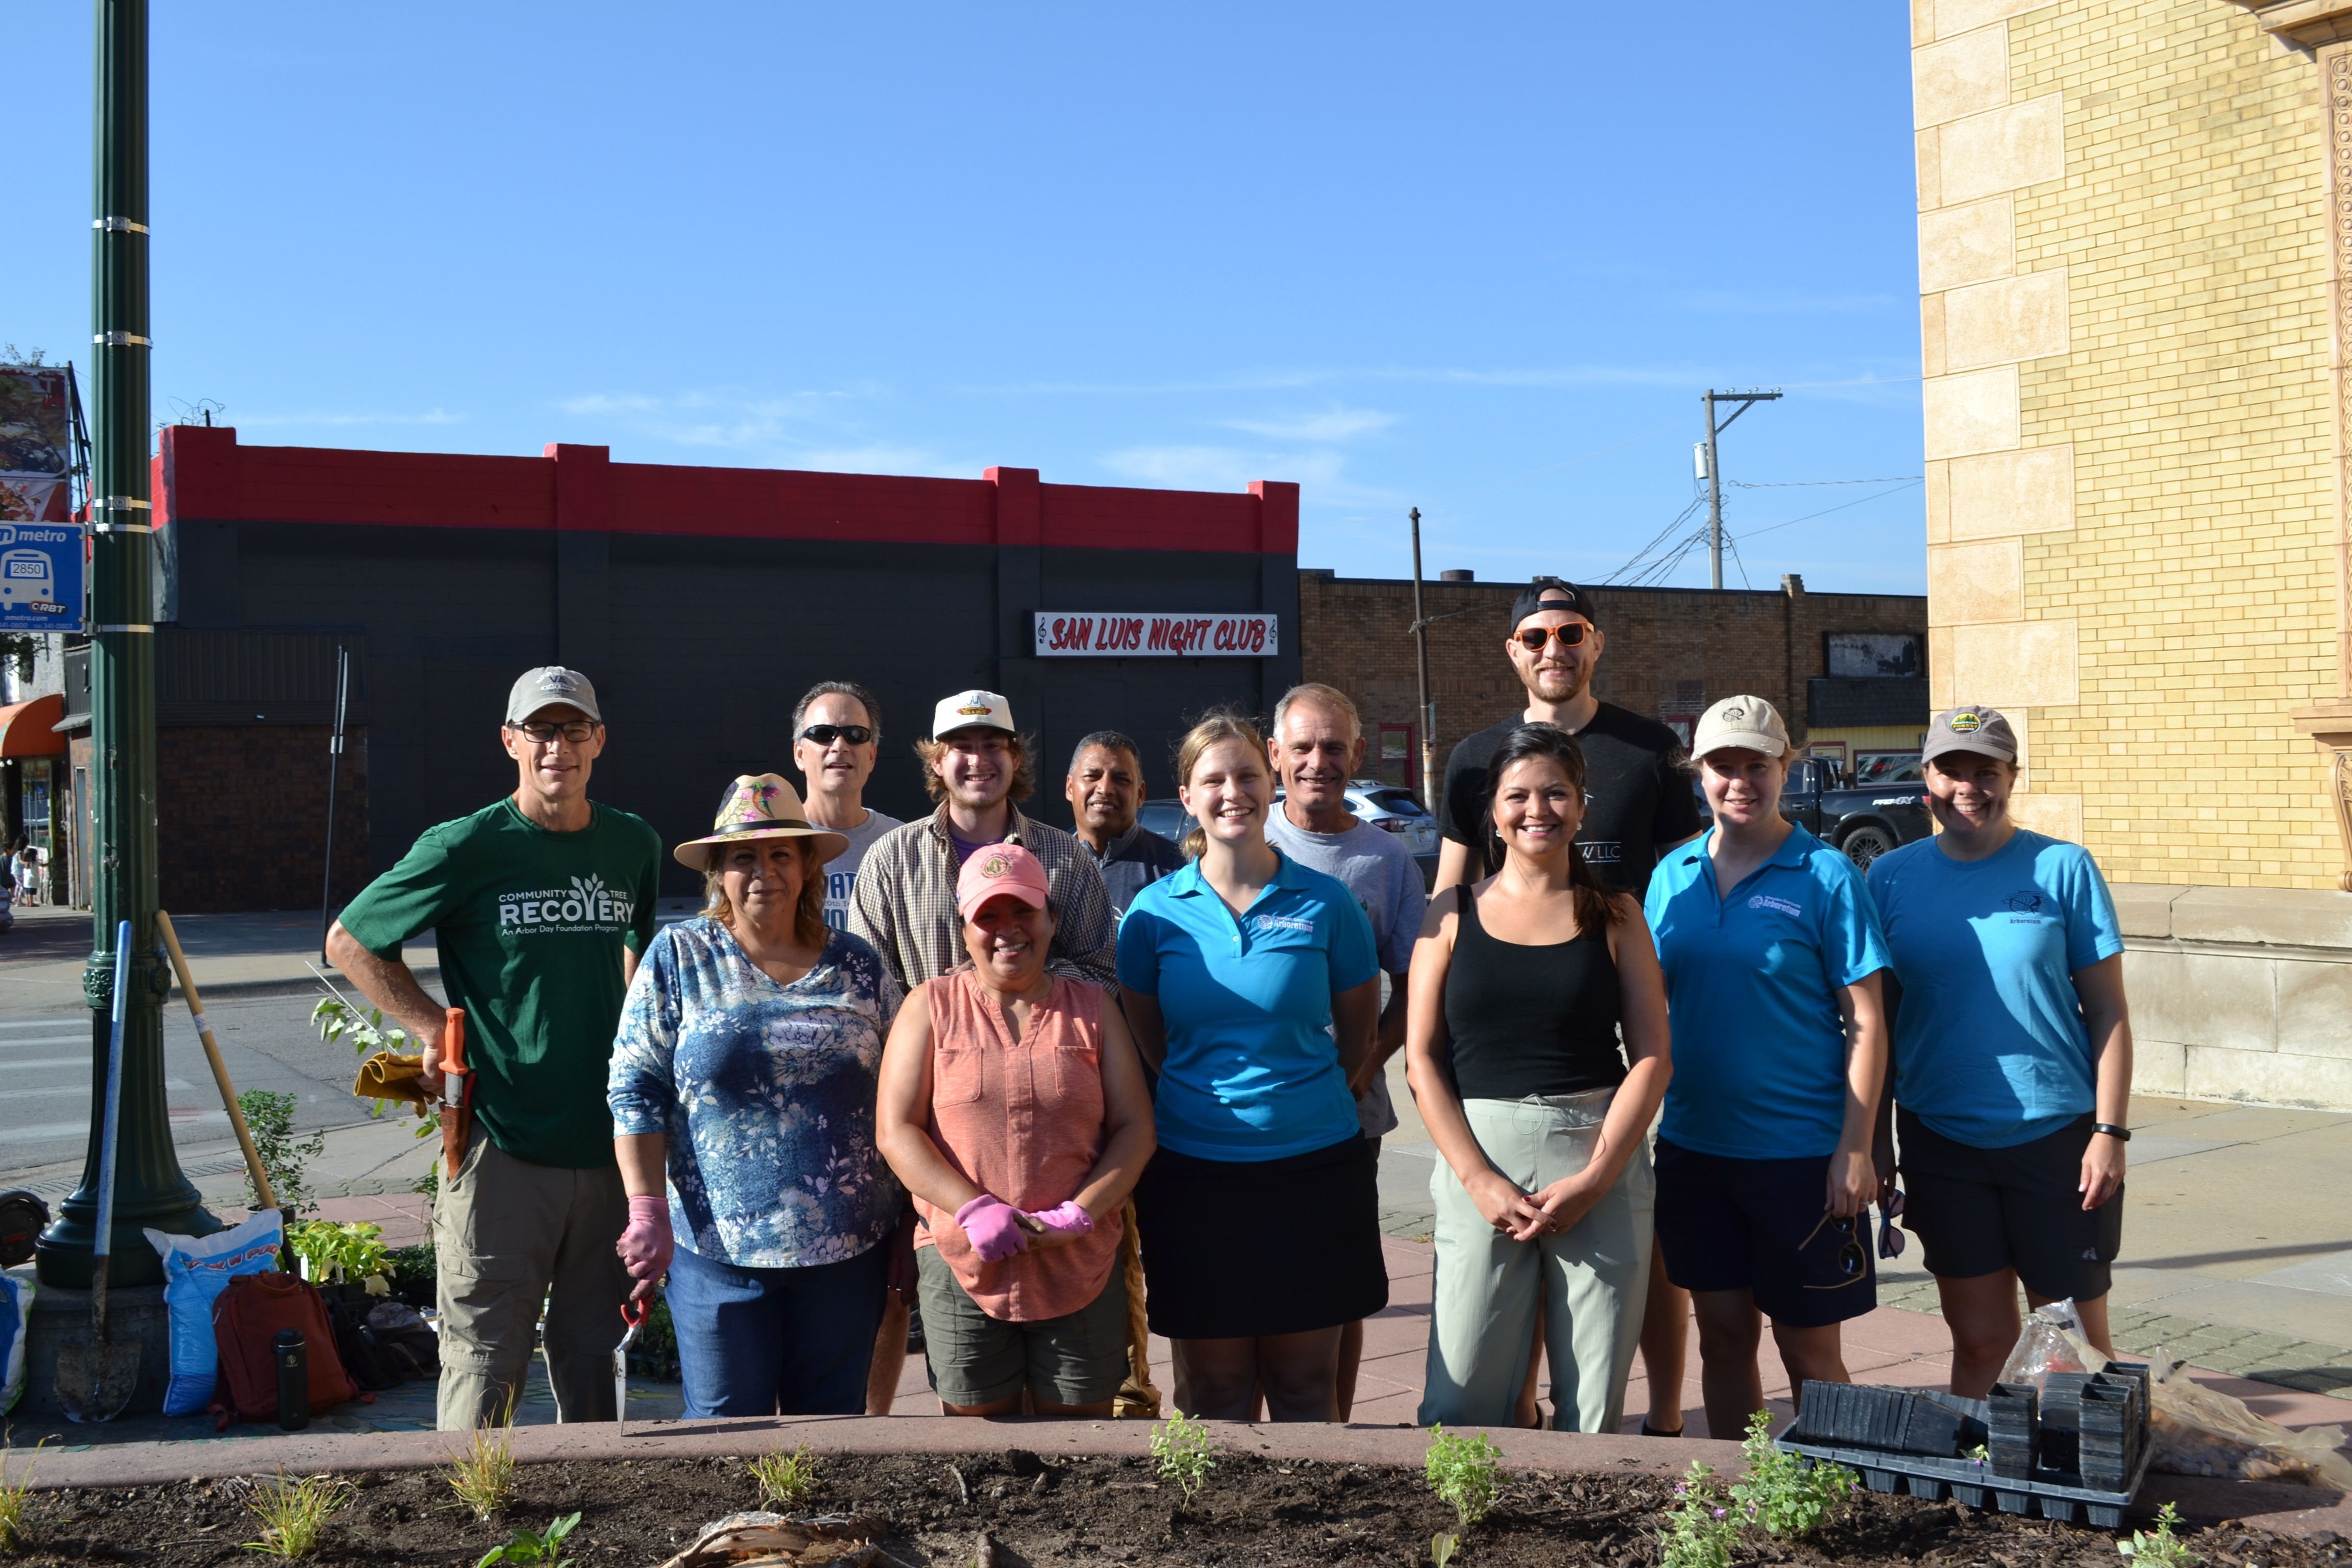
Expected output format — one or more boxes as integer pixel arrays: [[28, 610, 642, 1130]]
[[1692, 755, 1932, 871]]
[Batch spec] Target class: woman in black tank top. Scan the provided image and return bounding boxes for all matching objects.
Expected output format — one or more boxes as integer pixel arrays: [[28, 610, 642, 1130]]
[[1405, 724, 1673, 1433]]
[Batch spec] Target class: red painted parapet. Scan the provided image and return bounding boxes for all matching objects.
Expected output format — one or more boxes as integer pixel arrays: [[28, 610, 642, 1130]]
[[156, 426, 1294, 555]]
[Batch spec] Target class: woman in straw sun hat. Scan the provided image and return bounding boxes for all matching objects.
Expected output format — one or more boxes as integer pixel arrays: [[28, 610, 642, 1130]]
[[606, 772, 902, 1416]]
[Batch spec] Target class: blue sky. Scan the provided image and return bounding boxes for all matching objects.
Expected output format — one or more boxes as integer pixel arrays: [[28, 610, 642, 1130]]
[[10, 5, 1925, 592]]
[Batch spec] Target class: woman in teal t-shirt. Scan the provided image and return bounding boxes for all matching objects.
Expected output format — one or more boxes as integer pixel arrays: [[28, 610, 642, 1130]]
[[1116, 710, 1384, 1423], [1866, 706, 2134, 1399]]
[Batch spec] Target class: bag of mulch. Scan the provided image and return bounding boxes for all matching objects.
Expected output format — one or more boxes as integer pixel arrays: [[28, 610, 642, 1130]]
[[0, 1273, 29, 1413], [2145, 1355, 2352, 1489], [144, 1209, 284, 1416]]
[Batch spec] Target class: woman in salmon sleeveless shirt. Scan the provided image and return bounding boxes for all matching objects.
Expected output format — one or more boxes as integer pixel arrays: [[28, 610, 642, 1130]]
[[876, 843, 1157, 1415]]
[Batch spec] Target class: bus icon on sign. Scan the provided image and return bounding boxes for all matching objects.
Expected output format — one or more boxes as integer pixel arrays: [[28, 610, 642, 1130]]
[[0, 549, 59, 612]]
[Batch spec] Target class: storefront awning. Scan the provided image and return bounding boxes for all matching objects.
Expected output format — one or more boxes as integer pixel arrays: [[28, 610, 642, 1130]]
[[0, 694, 66, 758]]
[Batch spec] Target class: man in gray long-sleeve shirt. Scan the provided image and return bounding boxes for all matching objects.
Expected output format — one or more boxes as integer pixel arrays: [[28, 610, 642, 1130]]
[[1065, 729, 1187, 921]]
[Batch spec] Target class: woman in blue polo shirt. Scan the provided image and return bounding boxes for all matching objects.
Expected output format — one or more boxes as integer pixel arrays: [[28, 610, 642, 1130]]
[[1867, 705, 2132, 1399], [1645, 695, 1891, 1439], [1117, 709, 1385, 1422]]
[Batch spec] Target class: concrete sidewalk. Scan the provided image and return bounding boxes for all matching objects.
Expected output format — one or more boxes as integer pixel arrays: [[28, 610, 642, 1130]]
[[0, 903, 439, 1008]]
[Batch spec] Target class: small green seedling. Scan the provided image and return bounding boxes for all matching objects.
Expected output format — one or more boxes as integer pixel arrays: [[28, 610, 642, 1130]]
[[1430, 1530, 1461, 1567], [1149, 1409, 1217, 1502], [241, 1472, 350, 1558], [287, 1219, 394, 1294], [1423, 1425, 1503, 1530], [0, 1442, 39, 1554], [1658, 1462, 1740, 1568], [475, 1512, 579, 1568], [2118, 1502, 2201, 1568], [1728, 1409, 1855, 1538], [748, 1444, 819, 1508]]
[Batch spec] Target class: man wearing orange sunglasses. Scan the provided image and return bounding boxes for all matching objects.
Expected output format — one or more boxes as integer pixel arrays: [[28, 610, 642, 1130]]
[[1433, 577, 1703, 1435]]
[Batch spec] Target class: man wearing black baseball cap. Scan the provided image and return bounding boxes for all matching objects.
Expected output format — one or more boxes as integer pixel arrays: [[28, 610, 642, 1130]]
[[1434, 576, 1703, 1433]]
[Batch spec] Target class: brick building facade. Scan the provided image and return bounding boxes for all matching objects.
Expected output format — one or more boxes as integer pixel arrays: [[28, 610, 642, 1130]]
[[1297, 570, 1928, 811]]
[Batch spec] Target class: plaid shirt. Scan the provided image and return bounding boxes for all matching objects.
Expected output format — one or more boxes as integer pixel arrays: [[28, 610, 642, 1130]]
[[848, 803, 1118, 994]]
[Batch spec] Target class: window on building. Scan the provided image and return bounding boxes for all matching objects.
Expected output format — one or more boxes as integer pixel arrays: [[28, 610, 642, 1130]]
[[1377, 723, 1415, 789]]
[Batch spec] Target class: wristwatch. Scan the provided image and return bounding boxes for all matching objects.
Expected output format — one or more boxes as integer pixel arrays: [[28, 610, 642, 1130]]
[[2092, 1122, 2131, 1142]]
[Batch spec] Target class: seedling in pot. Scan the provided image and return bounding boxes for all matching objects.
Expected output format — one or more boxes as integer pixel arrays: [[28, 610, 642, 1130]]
[[476, 1512, 579, 1568], [2118, 1502, 2200, 1568], [748, 1444, 819, 1509], [1423, 1426, 1502, 1530], [241, 1472, 350, 1558], [1149, 1409, 1217, 1502], [1730, 1409, 1855, 1538]]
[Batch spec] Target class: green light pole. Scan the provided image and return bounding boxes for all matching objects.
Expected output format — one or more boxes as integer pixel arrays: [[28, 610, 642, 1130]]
[[35, 0, 218, 1293]]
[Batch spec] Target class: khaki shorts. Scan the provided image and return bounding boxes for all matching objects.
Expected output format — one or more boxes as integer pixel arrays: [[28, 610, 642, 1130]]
[[915, 1245, 1129, 1408]]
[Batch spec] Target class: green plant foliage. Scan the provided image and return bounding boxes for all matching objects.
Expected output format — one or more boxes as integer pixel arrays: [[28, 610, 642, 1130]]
[[241, 1472, 350, 1558], [1430, 1530, 1460, 1567], [445, 1417, 518, 1522], [0, 1443, 37, 1553], [387, 1241, 435, 1301], [748, 1444, 819, 1509], [475, 1513, 579, 1568], [1149, 1409, 1217, 1502], [237, 1090, 326, 1214], [287, 1220, 392, 1293], [1658, 1462, 1740, 1568], [1423, 1426, 1504, 1530], [1729, 1409, 1855, 1537], [313, 998, 437, 1140], [2119, 1503, 2201, 1568]]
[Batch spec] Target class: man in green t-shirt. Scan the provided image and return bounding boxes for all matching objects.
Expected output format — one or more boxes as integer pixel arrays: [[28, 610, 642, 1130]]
[[326, 666, 662, 1430]]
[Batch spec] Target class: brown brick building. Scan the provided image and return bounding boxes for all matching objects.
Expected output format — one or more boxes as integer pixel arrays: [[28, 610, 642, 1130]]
[[1296, 570, 1929, 809]]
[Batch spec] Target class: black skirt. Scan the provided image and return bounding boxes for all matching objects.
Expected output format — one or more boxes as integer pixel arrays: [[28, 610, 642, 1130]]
[[1133, 1134, 1388, 1340]]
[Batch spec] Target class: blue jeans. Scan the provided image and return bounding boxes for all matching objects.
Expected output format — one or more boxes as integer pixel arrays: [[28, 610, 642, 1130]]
[[665, 1242, 889, 1417]]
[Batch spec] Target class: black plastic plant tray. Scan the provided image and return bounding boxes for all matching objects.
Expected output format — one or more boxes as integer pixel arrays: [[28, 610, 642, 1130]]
[[1775, 1435, 2153, 1530]]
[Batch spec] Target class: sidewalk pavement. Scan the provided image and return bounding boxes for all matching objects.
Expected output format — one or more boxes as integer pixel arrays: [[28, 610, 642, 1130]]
[[0, 903, 439, 1009]]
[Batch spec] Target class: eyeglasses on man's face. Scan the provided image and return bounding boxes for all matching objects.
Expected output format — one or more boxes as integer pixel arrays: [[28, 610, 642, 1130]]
[[1513, 622, 1591, 653], [507, 720, 598, 746], [800, 724, 873, 747]]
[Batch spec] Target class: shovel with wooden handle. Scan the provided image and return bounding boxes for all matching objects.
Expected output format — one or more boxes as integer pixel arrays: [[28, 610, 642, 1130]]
[[155, 911, 276, 1211], [56, 919, 142, 1423]]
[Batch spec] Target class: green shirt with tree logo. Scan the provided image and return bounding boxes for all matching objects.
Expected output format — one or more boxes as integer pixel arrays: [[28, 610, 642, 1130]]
[[338, 797, 663, 1168]]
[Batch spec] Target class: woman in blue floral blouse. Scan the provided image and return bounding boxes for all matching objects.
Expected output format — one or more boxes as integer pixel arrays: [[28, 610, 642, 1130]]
[[608, 773, 902, 1416]]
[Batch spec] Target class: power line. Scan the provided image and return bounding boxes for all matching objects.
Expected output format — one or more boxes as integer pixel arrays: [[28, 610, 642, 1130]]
[[1729, 478, 1925, 541], [1728, 474, 1922, 488]]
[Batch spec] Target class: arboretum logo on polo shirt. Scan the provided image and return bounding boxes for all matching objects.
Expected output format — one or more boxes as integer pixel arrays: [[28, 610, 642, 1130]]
[[498, 873, 636, 935], [1252, 913, 1316, 937], [1746, 893, 1803, 918]]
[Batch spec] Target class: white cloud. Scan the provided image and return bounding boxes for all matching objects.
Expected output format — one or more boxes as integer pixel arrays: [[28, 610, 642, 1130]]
[[1217, 405, 1396, 443], [1098, 444, 1346, 493]]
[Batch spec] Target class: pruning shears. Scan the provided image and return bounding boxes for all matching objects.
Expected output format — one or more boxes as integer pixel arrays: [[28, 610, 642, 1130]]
[[615, 1296, 648, 1435]]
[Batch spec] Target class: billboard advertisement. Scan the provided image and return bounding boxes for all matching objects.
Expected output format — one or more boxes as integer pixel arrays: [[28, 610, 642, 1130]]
[[0, 365, 76, 525]]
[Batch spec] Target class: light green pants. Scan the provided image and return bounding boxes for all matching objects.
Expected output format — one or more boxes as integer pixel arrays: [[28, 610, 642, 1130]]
[[1418, 1090, 1655, 1433]]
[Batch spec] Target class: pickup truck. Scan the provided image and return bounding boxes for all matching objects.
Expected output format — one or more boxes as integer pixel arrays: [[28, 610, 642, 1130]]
[[1693, 755, 1933, 870]]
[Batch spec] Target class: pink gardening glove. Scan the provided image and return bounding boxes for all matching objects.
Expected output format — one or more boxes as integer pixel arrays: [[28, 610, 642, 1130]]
[[1024, 1200, 1094, 1236], [955, 1194, 1032, 1263], [617, 1194, 673, 1283]]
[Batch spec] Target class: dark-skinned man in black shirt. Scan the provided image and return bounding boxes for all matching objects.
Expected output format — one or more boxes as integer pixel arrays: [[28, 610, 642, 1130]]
[[1433, 577, 1700, 1435]]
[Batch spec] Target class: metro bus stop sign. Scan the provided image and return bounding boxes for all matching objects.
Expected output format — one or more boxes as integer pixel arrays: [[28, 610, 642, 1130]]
[[0, 522, 85, 631]]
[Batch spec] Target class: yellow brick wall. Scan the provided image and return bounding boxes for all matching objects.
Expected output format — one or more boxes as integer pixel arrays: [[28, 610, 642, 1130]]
[[1962, 1, 2339, 886]]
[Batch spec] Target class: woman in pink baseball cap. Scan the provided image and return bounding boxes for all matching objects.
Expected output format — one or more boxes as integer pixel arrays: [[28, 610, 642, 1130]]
[[875, 842, 1157, 1416]]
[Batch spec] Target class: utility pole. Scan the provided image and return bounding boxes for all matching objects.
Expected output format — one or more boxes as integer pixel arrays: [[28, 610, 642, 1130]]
[[1700, 388, 1782, 590], [38, 0, 216, 1294], [1408, 508, 1437, 812]]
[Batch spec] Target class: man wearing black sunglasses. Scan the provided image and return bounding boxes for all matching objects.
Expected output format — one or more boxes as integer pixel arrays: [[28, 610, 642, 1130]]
[[791, 680, 904, 935], [1434, 577, 1703, 1434]]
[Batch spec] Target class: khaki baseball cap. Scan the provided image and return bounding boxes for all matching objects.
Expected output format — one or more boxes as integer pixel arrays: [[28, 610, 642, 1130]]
[[933, 689, 1015, 737], [505, 666, 602, 724], [1923, 704, 2018, 765], [1692, 694, 1789, 759]]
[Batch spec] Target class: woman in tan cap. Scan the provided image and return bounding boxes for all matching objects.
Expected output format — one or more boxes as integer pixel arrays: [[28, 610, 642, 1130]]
[[606, 773, 902, 1417]]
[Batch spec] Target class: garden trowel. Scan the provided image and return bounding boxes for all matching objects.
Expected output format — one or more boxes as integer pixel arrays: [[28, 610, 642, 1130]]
[[616, 1296, 648, 1435]]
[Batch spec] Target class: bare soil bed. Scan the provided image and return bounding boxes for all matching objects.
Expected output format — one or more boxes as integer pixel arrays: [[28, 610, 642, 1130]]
[[14, 1451, 2349, 1568]]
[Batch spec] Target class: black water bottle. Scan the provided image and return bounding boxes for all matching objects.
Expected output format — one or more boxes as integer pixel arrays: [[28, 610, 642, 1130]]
[[273, 1328, 310, 1431]]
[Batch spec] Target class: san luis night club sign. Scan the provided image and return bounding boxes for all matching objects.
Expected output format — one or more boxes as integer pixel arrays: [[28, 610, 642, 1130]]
[[1033, 611, 1280, 657]]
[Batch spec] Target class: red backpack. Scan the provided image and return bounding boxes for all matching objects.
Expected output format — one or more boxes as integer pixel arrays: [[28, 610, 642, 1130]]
[[207, 1271, 366, 1429]]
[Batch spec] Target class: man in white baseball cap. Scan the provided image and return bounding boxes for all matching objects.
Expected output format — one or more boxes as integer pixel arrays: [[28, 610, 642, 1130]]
[[849, 689, 1116, 995]]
